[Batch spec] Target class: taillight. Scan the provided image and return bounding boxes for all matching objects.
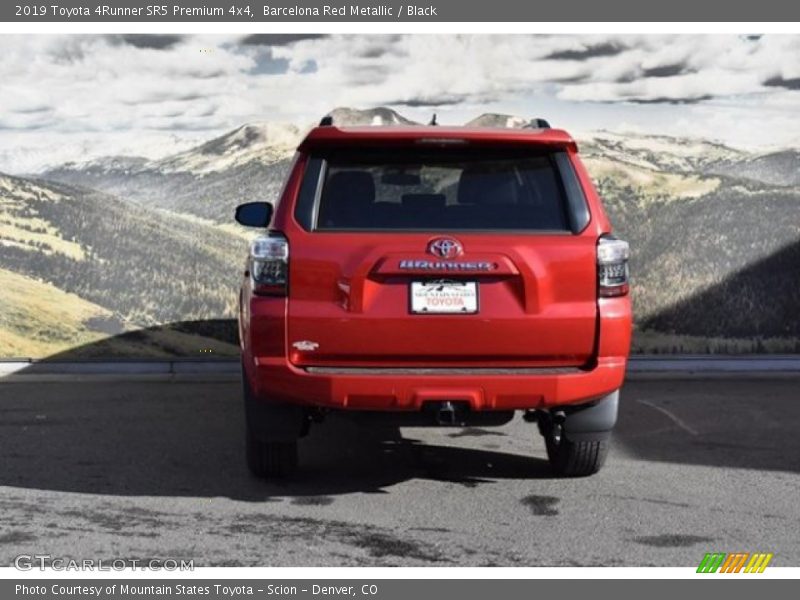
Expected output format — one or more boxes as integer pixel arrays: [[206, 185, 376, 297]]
[[250, 233, 288, 296], [597, 235, 630, 298]]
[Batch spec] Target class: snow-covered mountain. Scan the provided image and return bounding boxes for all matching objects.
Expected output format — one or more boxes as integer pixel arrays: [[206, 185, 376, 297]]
[[66, 155, 150, 174], [39, 108, 422, 222], [155, 122, 302, 175], [39, 106, 800, 226], [42, 122, 300, 222], [580, 131, 749, 173]]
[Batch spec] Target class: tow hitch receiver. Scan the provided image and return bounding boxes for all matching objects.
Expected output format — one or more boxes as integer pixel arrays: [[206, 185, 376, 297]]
[[425, 400, 469, 426]]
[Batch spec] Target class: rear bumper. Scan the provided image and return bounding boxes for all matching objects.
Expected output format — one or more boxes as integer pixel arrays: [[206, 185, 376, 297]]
[[246, 355, 626, 411], [242, 291, 631, 412]]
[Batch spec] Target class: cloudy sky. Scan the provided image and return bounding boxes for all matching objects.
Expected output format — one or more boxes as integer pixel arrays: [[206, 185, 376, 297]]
[[1, 34, 800, 173]]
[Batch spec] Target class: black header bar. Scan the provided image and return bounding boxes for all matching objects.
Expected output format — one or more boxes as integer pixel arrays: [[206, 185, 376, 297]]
[[3, 0, 800, 22]]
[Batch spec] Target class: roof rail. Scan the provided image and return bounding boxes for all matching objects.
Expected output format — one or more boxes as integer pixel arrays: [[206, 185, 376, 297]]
[[319, 115, 333, 126]]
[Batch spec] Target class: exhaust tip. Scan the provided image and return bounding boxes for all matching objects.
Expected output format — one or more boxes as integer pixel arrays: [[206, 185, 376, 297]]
[[522, 410, 539, 423]]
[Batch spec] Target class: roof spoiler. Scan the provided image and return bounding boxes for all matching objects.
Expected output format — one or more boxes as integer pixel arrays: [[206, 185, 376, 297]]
[[318, 114, 551, 129]]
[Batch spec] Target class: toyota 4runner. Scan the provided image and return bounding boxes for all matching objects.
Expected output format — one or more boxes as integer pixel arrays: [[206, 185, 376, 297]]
[[235, 116, 631, 478]]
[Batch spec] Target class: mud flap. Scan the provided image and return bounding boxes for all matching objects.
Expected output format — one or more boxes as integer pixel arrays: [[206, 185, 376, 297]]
[[562, 390, 619, 442]]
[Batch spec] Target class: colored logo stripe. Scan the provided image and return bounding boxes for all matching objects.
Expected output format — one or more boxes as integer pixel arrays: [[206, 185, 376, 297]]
[[697, 552, 773, 573], [744, 553, 773, 573], [720, 553, 749, 573], [697, 553, 726, 573]]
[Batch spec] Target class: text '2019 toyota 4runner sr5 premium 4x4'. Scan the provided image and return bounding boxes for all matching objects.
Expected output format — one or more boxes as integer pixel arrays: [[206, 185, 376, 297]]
[[235, 116, 632, 478]]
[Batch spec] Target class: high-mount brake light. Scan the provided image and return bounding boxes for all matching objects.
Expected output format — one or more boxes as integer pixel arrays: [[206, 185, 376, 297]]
[[250, 233, 289, 296], [597, 236, 630, 298], [414, 138, 469, 145]]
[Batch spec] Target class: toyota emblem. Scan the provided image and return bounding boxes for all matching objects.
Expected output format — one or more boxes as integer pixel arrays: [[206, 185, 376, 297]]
[[428, 238, 463, 258]]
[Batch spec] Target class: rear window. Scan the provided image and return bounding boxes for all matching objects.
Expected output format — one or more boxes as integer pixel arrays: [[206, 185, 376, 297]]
[[299, 148, 584, 232]]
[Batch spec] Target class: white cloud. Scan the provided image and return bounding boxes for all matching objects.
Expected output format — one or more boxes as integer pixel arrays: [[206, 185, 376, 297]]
[[0, 34, 799, 172]]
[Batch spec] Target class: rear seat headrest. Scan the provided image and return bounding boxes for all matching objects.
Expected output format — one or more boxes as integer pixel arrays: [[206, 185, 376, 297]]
[[458, 167, 518, 205], [324, 171, 376, 206]]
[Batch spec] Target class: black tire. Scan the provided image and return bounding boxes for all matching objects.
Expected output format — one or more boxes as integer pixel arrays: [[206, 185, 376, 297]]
[[541, 415, 609, 477], [242, 364, 302, 478], [245, 428, 298, 478]]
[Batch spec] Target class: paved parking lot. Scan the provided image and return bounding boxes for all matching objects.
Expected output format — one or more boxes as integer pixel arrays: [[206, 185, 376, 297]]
[[0, 376, 798, 566]]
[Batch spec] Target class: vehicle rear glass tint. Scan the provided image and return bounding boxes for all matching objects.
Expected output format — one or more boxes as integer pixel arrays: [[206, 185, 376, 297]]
[[310, 149, 573, 232]]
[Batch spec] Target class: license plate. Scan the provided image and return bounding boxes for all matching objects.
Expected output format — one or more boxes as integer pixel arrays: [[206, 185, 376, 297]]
[[410, 281, 478, 314]]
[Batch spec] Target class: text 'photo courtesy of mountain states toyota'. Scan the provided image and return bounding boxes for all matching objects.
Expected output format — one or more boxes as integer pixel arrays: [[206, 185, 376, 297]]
[[235, 114, 632, 478]]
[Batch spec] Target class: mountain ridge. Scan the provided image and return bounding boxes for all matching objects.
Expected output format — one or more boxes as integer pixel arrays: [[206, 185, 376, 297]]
[[3, 106, 800, 355], [42, 106, 799, 186]]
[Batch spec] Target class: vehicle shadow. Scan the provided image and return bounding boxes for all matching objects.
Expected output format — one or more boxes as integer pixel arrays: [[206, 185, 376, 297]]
[[4, 321, 800, 503], [1, 330, 554, 499]]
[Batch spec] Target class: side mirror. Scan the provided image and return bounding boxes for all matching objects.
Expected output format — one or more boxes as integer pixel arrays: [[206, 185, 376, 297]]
[[235, 202, 273, 227]]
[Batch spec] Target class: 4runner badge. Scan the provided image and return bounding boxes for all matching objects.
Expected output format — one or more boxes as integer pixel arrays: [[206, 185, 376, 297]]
[[399, 260, 496, 271]]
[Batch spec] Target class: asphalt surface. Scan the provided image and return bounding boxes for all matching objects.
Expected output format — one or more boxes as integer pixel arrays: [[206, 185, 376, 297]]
[[1, 376, 799, 567]]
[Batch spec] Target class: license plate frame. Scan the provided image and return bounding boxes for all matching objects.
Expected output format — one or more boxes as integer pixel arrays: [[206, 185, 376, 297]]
[[409, 280, 479, 315]]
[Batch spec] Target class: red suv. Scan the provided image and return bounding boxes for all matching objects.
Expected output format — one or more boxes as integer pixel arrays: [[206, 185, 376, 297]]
[[235, 117, 631, 478]]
